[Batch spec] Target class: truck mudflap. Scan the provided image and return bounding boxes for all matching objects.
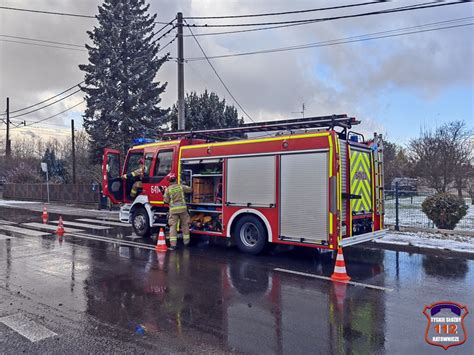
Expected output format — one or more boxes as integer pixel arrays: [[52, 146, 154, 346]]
[[339, 229, 388, 248]]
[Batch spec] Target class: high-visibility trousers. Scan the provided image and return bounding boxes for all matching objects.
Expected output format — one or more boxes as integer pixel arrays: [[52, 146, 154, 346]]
[[131, 181, 142, 198], [168, 211, 190, 246]]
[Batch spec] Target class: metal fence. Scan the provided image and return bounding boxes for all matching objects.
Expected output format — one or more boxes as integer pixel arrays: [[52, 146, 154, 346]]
[[384, 188, 473, 231], [2, 183, 100, 205]]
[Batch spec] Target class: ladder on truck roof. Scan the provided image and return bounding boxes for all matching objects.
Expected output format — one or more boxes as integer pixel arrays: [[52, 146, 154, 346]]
[[373, 134, 384, 217], [161, 114, 360, 139]]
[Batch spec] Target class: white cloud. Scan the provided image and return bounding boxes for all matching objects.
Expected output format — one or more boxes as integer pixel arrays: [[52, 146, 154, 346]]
[[0, 0, 472, 142]]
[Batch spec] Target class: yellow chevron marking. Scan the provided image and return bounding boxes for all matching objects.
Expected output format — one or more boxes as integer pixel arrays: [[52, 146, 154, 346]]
[[354, 180, 370, 211], [350, 152, 364, 181], [359, 153, 371, 178], [350, 150, 372, 212]]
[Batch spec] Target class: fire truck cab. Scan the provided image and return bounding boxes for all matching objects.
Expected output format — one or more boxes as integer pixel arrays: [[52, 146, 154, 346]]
[[102, 115, 386, 254]]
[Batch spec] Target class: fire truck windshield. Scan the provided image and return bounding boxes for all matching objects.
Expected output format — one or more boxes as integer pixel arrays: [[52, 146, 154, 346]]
[[126, 151, 144, 174]]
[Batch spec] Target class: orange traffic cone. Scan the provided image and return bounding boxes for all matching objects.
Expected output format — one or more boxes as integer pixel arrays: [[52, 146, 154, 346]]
[[155, 228, 167, 252], [331, 248, 351, 282], [42, 206, 48, 224], [56, 216, 65, 237]]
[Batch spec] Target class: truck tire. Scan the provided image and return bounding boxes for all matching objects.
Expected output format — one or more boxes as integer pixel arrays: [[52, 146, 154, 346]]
[[132, 207, 151, 238], [234, 215, 267, 255]]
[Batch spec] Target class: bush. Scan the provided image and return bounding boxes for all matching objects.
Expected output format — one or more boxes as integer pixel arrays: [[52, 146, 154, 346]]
[[422, 193, 468, 230], [6, 162, 43, 183]]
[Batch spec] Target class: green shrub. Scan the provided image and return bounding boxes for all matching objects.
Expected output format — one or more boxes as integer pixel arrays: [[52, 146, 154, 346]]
[[422, 193, 468, 230]]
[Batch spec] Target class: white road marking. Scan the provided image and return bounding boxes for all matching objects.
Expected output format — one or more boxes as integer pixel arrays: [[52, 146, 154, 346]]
[[0, 313, 57, 342], [21, 222, 84, 233], [77, 218, 130, 227], [274, 268, 394, 292], [0, 234, 12, 240], [69, 232, 156, 250], [51, 220, 110, 230], [0, 225, 50, 237], [124, 235, 142, 240], [97, 216, 121, 221], [0, 219, 15, 225]]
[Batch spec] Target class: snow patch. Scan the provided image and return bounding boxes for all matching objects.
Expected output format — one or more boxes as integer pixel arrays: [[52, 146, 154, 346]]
[[0, 200, 38, 206], [375, 231, 474, 254]]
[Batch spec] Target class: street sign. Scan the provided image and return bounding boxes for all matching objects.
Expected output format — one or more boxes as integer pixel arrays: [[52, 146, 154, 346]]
[[41, 162, 50, 203]]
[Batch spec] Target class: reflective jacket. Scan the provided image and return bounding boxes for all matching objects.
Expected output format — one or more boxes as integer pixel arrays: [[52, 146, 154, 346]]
[[163, 183, 192, 214], [127, 166, 144, 179]]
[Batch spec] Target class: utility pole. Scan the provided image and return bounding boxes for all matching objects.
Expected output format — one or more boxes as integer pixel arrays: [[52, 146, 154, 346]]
[[5, 97, 11, 158], [71, 119, 76, 184], [177, 12, 185, 130]]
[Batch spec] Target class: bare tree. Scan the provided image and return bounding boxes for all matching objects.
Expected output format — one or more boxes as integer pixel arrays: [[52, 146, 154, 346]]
[[383, 139, 412, 189], [7, 131, 101, 185], [409, 121, 473, 193], [62, 131, 101, 184]]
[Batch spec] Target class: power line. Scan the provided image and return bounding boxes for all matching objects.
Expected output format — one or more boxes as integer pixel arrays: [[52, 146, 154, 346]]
[[0, 5, 171, 24], [185, 1, 467, 27], [182, 1, 441, 37], [184, 18, 474, 61], [185, 21, 257, 125], [1, 81, 84, 115], [13, 100, 86, 129], [9, 89, 82, 119], [183, 22, 316, 37], [0, 34, 84, 48], [0, 39, 86, 52], [184, 1, 379, 19], [154, 20, 176, 36], [1, 22, 177, 54], [158, 34, 178, 53], [154, 25, 176, 42], [0, 5, 94, 18], [183, 21, 328, 37]]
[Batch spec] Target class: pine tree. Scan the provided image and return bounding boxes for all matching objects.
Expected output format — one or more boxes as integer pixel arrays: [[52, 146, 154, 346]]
[[168, 90, 244, 132], [41, 148, 69, 183], [79, 0, 168, 161]]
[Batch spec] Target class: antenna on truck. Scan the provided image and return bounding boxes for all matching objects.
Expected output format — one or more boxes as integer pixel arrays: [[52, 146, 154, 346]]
[[161, 114, 359, 139]]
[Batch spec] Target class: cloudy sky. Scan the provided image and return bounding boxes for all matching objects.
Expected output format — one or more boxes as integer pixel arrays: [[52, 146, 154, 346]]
[[0, 0, 473, 146]]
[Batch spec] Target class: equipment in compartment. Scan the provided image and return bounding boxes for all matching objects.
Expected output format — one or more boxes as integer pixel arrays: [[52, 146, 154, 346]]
[[190, 210, 223, 232], [182, 159, 224, 233], [192, 177, 214, 203], [182, 160, 223, 204]]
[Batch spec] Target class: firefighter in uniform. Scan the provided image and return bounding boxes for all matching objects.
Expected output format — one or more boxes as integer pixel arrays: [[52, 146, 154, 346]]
[[163, 174, 192, 249], [122, 158, 144, 199]]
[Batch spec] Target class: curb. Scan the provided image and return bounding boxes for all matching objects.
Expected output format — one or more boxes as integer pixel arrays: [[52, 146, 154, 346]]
[[385, 224, 474, 237], [366, 240, 474, 259]]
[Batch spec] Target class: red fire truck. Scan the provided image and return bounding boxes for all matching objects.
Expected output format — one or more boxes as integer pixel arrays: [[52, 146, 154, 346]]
[[102, 115, 386, 254]]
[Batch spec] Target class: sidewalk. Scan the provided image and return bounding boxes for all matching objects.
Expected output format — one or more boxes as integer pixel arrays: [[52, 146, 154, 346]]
[[0, 199, 119, 219], [372, 230, 474, 258]]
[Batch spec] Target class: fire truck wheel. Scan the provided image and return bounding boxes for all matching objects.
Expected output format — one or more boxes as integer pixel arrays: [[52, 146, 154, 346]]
[[234, 215, 267, 255], [132, 207, 151, 238]]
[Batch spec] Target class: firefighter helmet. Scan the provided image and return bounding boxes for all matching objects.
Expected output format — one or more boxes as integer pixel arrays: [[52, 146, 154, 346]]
[[168, 173, 176, 182], [138, 158, 144, 165]]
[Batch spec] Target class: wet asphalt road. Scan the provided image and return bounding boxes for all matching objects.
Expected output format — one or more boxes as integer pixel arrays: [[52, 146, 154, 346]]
[[0, 206, 473, 354]]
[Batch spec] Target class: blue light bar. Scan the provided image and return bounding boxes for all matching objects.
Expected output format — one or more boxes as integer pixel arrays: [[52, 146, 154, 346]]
[[133, 138, 157, 144]]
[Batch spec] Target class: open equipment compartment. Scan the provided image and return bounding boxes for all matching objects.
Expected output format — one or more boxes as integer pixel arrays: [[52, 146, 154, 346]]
[[180, 158, 224, 234]]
